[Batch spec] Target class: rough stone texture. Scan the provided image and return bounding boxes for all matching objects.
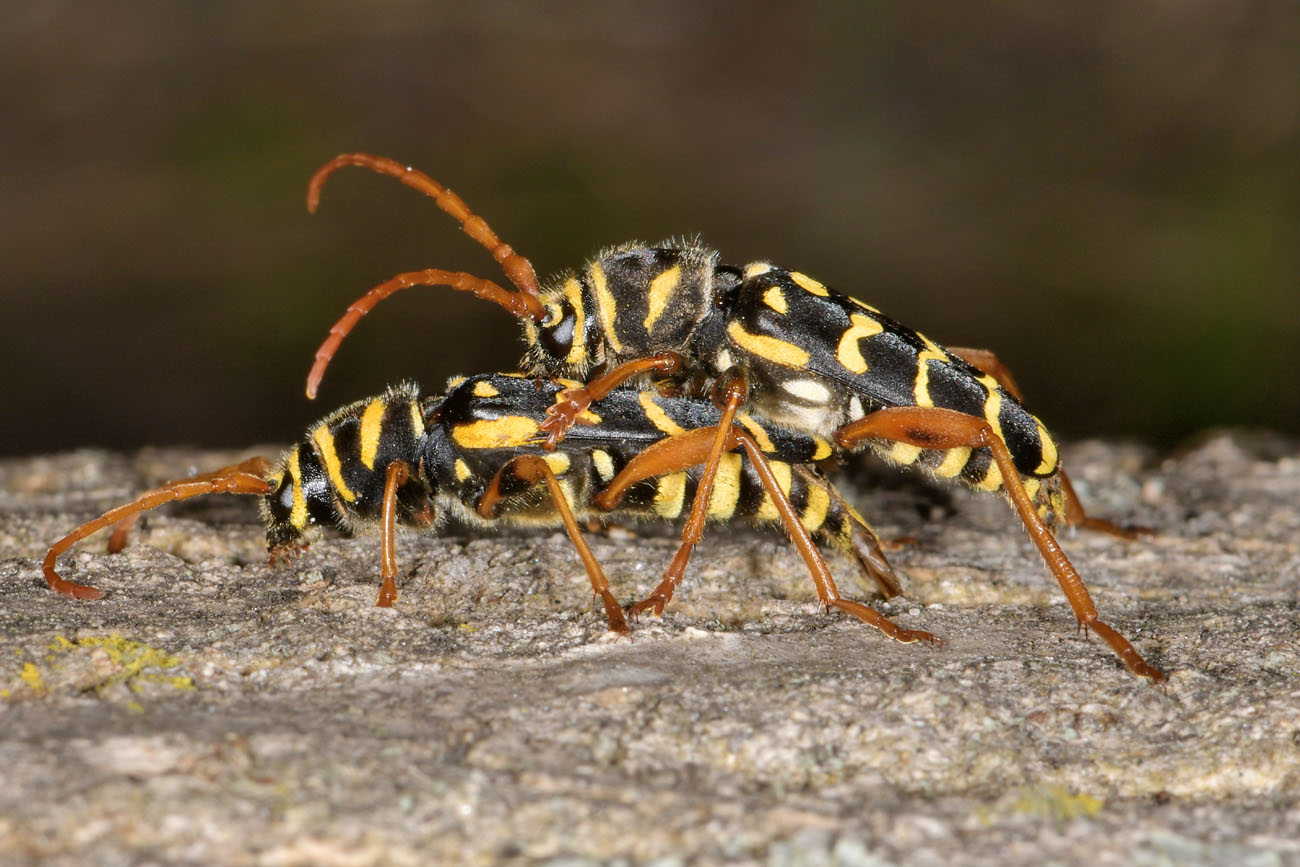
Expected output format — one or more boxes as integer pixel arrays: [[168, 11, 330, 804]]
[[1, 433, 1297, 866]]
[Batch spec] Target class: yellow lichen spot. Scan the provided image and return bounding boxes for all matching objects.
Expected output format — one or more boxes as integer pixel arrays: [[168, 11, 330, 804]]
[[726, 322, 810, 369], [933, 447, 971, 479], [836, 314, 884, 375], [359, 398, 386, 469], [451, 416, 541, 449], [643, 265, 682, 331], [762, 286, 788, 315], [472, 380, 500, 398], [19, 662, 43, 692], [736, 413, 775, 453], [639, 392, 686, 436], [588, 263, 624, 355], [744, 262, 773, 279], [39, 634, 194, 698], [789, 271, 829, 297], [706, 454, 743, 520], [454, 459, 472, 482], [312, 424, 355, 502], [1010, 785, 1104, 821], [653, 472, 687, 519]]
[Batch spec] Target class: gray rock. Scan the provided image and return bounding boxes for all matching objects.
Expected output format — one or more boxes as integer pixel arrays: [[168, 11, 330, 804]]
[[2, 433, 1297, 865]]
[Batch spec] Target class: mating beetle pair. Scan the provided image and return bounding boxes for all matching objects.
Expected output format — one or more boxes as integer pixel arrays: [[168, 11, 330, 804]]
[[44, 153, 1163, 682]]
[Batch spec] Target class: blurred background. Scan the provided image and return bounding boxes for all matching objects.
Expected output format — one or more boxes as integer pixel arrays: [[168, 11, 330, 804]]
[[3, 1, 1297, 456]]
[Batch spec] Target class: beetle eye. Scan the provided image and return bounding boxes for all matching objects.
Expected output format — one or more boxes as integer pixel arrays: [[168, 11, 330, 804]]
[[539, 303, 576, 360]]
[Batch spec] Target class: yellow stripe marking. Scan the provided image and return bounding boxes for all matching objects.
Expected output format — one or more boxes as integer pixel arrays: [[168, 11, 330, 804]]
[[744, 262, 773, 279], [790, 271, 829, 297], [1034, 419, 1058, 475], [639, 392, 686, 436], [887, 442, 923, 466], [810, 437, 833, 461], [762, 286, 788, 314], [445, 375, 467, 390], [1023, 477, 1041, 503], [451, 416, 541, 449], [591, 450, 615, 482], [836, 314, 884, 375], [588, 263, 624, 355], [756, 462, 793, 521], [912, 337, 949, 408], [800, 482, 830, 532], [312, 424, 355, 502], [410, 401, 425, 437], [727, 321, 810, 369], [706, 454, 743, 520], [359, 398, 386, 470], [287, 447, 308, 530], [976, 459, 1004, 492], [562, 277, 588, 367], [643, 265, 681, 332], [933, 447, 970, 479], [472, 381, 499, 398], [736, 413, 775, 453], [978, 374, 1006, 446], [654, 472, 687, 519], [543, 453, 571, 477], [454, 459, 471, 482], [850, 296, 881, 314]]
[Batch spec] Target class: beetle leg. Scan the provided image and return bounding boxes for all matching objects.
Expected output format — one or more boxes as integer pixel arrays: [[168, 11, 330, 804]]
[[478, 455, 629, 635], [375, 460, 412, 608], [44, 457, 273, 601], [835, 407, 1163, 682], [539, 351, 684, 448], [596, 415, 936, 645], [948, 345, 1152, 540]]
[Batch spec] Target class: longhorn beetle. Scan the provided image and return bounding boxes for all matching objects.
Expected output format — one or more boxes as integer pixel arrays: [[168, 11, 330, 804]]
[[299, 154, 1163, 682], [46, 373, 924, 642]]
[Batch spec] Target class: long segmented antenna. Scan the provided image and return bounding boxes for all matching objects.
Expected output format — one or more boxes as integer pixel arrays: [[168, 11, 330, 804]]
[[305, 268, 538, 399], [43, 458, 273, 600], [305, 154, 548, 398], [308, 153, 543, 296]]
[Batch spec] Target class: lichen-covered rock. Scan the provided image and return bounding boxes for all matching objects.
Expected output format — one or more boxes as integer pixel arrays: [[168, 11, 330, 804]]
[[1, 434, 1297, 865]]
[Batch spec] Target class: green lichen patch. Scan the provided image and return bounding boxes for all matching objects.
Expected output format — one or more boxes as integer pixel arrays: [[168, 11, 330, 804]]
[[2, 634, 194, 708]]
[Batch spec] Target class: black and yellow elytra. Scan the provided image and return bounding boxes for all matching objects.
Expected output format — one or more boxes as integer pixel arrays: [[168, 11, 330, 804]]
[[519, 245, 1064, 518], [262, 372, 888, 584]]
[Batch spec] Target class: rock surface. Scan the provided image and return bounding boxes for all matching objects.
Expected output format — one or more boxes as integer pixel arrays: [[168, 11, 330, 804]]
[[2, 434, 1297, 866]]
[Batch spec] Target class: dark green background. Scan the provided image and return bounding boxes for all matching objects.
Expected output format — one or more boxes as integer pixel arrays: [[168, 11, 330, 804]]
[[5, 2, 1297, 455]]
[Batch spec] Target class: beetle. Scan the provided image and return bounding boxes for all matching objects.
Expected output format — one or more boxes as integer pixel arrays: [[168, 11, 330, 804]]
[[295, 154, 1162, 681], [45, 373, 923, 642]]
